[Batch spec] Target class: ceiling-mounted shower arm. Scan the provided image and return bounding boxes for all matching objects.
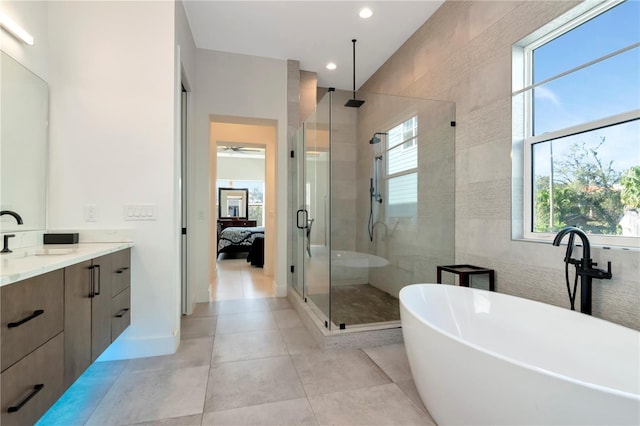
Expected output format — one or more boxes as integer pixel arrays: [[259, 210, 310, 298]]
[[345, 39, 365, 108], [351, 39, 356, 100]]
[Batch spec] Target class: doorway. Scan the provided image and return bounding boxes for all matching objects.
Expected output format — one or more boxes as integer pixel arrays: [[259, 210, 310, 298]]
[[209, 117, 278, 300]]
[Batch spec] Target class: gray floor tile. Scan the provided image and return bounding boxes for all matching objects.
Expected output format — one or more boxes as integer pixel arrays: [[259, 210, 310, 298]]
[[202, 398, 318, 425], [212, 330, 287, 363], [126, 337, 213, 372], [215, 310, 277, 334], [266, 297, 293, 311], [280, 327, 320, 355], [309, 383, 434, 425], [127, 414, 203, 426], [396, 379, 434, 420], [272, 308, 303, 329], [364, 343, 413, 382], [37, 360, 128, 426], [181, 316, 217, 339], [291, 349, 391, 396], [217, 298, 271, 315], [204, 356, 306, 412], [86, 365, 209, 425], [192, 302, 220, 317]]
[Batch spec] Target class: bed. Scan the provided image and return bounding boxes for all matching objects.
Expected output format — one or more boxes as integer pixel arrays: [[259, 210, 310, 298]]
[[217, 225, 265, 256]]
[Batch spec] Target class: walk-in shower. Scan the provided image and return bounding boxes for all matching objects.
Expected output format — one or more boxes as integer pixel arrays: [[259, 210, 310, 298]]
[[290, 88, 455, 334]]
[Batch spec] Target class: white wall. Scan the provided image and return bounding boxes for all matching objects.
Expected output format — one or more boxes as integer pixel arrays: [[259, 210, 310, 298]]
[[217, 157, 265, 182], [47, 1, 180, 358], [192, 50, 288, 300]]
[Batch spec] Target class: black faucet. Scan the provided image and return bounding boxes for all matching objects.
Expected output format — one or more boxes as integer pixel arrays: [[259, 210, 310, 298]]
[[1, 210, 24, 225], [1, 210, 23, 254], [552, 226, 612, 315]]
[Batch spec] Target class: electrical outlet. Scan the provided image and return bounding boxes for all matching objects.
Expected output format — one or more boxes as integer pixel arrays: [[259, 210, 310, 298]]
[[85, 205, 97, 222]]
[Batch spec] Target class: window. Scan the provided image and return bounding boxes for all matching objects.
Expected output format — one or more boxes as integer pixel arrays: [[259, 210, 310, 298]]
[[513, 0, 640, 247], [386, 116, 418, 218]]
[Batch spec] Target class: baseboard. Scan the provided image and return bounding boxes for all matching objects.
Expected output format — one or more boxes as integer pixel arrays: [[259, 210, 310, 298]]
[[96, 332, 179, 361]]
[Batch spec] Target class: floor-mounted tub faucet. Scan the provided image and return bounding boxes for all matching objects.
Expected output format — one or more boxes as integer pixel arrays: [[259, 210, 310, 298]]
[[552, 226, 612, 315]]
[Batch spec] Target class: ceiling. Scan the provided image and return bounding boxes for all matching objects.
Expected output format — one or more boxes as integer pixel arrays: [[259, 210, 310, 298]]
[[182, 1, 445, 91]]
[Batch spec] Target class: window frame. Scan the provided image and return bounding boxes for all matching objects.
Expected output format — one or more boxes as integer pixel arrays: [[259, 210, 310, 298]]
[[512, 0, 640, 249]]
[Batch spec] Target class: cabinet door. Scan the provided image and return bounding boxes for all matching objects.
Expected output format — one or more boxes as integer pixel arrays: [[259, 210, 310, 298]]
[[111, 287, 131, 342], [1, 333, 64, 426], [111, 248, 131, 297], [1, 269, 64, 372], [64, 260, 92, 388], [91, 254, 113, 362]]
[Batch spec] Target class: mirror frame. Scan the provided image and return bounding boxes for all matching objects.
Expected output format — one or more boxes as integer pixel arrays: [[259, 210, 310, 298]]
[[218, 187, 249, 219]]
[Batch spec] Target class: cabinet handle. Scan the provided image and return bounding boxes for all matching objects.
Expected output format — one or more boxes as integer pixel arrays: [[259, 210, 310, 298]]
[[8, 310, 44, 328], [115, 308, 129, 318], [116, 267, 130, 274], [8, 384, 44, 413], [94, 264, 101, 296], [89, 265, 95, 298]]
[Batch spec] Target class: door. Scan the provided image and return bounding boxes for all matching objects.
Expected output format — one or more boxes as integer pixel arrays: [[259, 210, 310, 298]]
[[293, 91, 332, 326], [63, 260, 92, 387], [91, 254, 112, 362], [180, 84, 190, 314]]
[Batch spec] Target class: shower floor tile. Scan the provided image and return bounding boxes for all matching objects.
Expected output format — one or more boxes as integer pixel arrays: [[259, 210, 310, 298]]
[[309, 284, 401, 326]]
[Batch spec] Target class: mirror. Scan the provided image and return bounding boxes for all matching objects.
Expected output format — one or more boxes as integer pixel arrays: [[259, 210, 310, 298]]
[[0, 52, 48, 232], [218, 187, 248, 219]]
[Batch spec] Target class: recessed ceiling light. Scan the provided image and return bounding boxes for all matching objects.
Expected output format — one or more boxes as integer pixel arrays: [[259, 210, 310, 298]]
[[326, 62, 337, 70], [359, 7, 373, 19]]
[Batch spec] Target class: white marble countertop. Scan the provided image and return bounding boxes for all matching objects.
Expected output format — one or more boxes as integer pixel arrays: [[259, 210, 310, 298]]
[[0, 242, 133, 287]]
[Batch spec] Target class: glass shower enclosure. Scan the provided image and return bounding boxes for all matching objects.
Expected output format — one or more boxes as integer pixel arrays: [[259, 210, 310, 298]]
[[292, 88, 456, 331]]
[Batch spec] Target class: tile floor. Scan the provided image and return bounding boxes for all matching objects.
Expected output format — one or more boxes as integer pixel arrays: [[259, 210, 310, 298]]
[[37, 258, 436, 425], [210, 256, 275, 301]]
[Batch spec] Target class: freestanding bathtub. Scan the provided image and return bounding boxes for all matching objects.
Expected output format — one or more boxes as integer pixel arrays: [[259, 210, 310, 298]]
[[400, 284, 640, 425]]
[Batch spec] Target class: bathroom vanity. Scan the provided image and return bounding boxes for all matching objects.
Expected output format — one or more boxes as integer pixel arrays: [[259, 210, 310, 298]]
[[0, 243, 132, 426]]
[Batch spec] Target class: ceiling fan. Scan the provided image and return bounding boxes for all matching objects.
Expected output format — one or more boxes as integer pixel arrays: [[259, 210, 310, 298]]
[[217, 145, 264, 153]]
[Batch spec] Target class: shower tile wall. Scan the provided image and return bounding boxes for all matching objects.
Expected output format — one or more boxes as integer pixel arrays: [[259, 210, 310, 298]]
[[330, 90, 359, 257], [355, 95, 456, 298], [360, 0, 640, 330]]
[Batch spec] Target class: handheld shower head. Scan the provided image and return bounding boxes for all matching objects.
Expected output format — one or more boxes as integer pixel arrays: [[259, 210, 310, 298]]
[[369, 132, 387, 144]]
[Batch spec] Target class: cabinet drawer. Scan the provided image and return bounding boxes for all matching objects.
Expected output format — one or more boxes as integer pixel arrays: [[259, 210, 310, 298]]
[[111, 287, 131, 341], [112, 248, 131, 297], [1, 269, 64, 371], [1, 332, 64, 426]]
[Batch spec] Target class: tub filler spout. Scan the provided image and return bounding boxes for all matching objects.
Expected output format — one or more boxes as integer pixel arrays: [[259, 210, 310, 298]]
[[552, 226, 612, 315]]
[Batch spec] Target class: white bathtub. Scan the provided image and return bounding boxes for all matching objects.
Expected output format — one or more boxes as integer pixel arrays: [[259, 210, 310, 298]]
[[400, 284, 640, 425]]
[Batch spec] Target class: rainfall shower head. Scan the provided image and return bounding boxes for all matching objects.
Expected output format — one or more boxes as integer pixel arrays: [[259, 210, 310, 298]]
[[369, 132, 388, 144], [345, 39, 365, 108]]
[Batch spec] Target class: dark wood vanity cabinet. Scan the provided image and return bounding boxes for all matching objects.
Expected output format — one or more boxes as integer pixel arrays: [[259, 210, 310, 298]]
[[0, 247, 132, 424], [64, 249, 131, 387]]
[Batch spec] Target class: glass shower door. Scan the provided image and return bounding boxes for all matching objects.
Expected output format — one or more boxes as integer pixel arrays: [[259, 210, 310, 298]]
[[299, 92, 331, 326]]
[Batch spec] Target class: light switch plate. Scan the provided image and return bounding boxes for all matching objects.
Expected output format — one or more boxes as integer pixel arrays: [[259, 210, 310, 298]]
[[124, 204, 156, 221]]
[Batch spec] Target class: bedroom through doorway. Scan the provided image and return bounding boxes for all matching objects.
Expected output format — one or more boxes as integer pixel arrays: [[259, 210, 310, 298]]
[[210, 117, 277, 300]]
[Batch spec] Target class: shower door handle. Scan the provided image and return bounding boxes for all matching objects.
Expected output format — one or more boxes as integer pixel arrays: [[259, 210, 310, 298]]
[[296, 209, 308, 229]]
